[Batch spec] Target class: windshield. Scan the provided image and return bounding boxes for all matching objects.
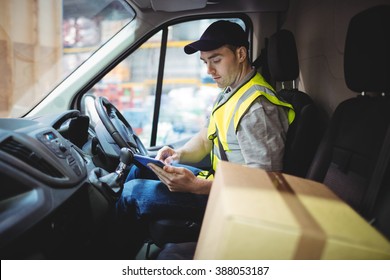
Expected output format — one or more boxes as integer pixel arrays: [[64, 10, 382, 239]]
[[0, 0, 135, 118]]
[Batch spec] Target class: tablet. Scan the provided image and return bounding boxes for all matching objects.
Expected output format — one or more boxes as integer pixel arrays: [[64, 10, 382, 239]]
[[133, 154, 165, 170]]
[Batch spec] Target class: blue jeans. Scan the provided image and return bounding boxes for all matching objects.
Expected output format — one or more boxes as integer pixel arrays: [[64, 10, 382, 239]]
[[118, 163, 208, 220], [115, 164, 209, 257]]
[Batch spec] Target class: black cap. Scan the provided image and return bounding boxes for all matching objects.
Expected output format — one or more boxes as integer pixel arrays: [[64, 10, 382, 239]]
[[184, 20, 249, 54]]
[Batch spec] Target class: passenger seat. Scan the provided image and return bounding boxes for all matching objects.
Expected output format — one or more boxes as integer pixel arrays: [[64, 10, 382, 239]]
[[307, 5, 390, 239]]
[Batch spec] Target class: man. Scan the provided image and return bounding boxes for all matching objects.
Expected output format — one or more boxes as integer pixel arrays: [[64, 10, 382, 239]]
[[115, 20, 294, 258]]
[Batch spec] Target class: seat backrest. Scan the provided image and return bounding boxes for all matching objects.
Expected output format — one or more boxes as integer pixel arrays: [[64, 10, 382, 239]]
[[267, 29, 323, 178], [307, 5, 390, 238]]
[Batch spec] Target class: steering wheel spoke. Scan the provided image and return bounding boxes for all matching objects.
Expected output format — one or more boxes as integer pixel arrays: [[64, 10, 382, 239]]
[[95, 96, 148, 156]]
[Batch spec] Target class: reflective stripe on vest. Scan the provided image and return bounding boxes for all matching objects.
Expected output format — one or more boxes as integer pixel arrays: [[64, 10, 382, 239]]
[[207, 72, 295, 171]]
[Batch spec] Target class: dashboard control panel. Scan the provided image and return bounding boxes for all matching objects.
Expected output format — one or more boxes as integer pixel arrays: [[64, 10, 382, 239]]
[[37, 130, 84, 178]]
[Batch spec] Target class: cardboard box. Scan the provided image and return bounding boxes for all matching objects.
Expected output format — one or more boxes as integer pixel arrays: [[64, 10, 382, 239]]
[[194, 161, 390, 259]]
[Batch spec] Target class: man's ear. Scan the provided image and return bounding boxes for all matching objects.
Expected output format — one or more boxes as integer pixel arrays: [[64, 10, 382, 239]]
[[237, 46, 247, 62]]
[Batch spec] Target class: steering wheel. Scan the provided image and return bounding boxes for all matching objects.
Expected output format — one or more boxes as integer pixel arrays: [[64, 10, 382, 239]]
[[94, 96, 148, 156]]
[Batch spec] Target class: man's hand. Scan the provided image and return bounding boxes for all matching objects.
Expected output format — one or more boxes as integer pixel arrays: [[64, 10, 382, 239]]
[[155, 146, 180, 165], [147, 163, 211, 194], [154, 128, 211, 165]]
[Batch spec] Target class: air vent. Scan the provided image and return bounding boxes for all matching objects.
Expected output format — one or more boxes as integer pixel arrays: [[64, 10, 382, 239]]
[[0, 137, 64, 178]]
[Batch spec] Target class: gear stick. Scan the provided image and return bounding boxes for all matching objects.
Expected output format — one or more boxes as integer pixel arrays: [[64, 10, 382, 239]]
[[115, 147, 134, 182], [89, 147, 134, 202]]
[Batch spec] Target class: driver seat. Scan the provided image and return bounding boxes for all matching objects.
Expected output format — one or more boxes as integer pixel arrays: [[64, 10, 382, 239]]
[[267, 29, 323, 178]]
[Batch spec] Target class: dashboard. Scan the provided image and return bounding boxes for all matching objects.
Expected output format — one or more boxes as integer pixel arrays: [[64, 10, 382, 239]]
[[0, 110, 113, 259]]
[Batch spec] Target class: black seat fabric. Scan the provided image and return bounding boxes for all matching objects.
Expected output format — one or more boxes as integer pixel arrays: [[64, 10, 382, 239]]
[[148, 218, 200, 248], [156, 242, 197, 260], [307, 5, 390, 238], [267, 29, 299, 82], [267, 29, 322, 178]]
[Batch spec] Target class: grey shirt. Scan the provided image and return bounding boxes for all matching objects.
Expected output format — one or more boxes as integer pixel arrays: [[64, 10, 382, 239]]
[[237, 96, 288, 171]]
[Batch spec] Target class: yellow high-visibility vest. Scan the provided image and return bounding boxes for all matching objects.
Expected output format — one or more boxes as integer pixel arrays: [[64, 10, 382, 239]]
[[205, 72, 295, 175]]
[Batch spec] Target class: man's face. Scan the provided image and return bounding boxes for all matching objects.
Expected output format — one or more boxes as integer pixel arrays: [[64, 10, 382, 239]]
[[200, 46, 243, 89]]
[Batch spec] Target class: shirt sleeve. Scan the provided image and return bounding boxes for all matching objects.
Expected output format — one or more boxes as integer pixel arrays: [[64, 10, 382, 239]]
[[236, 96, 289, 171]]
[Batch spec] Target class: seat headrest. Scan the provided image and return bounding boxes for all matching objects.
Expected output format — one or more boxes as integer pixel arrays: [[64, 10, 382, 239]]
[[344, 5, 390, 93], [267, 29, 299, 82]]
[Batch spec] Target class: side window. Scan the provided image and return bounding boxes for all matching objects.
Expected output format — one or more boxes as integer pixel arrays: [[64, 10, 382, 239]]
[[92, 32, 161, 146], [158, 20, 220, 146], [90, 18, 246, 147]]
